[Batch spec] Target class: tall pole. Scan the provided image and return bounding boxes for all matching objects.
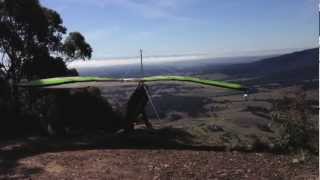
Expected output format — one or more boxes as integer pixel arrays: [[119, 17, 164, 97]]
[[140, 49, 144, 78]]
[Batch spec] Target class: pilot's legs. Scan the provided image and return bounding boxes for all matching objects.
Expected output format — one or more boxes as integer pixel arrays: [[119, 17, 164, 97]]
[[124, 113, 135, 133], [141, 110, 153, 129], [124, 120, 134, 133]]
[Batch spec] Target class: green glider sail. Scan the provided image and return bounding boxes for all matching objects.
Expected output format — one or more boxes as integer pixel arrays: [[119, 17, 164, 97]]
[[18, 76, 247, 91], [143, 76, 246, 90]]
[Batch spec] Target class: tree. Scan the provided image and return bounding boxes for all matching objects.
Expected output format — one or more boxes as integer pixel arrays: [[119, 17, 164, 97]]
[[63, 32, 92, 62], [0, 0, 92, 83]]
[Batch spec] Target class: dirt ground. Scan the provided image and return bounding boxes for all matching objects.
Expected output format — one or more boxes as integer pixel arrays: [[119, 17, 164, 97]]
[[0, 133, 318, 180]]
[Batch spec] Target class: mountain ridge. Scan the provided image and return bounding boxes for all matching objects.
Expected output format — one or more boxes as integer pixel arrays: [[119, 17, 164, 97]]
[[211, 48, 318, 84]]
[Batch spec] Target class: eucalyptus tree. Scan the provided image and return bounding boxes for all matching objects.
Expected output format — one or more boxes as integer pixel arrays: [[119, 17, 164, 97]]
[[0, 0, 92, 83]]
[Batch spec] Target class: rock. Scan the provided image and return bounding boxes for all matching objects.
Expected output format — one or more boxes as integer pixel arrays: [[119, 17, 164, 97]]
[[292, 158, 300, 164], [207, 124, 224, 132]]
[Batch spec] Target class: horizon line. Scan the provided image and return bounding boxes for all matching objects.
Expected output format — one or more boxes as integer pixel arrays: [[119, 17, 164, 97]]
[[90, 47, 315, 60]]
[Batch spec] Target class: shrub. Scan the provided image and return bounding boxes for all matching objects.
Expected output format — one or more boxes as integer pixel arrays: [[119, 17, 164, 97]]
[[26, 87, 123, 136], [271, 89, 318, 153]]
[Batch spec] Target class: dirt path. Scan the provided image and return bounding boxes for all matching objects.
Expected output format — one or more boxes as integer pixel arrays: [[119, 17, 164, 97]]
[[0, 143, 318, 180]]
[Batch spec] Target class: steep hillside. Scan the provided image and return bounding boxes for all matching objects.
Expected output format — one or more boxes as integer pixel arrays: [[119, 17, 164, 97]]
[[216, 48, 318, 84]]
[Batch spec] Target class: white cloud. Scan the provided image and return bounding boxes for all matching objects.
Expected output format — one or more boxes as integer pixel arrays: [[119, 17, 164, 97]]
[[68, 54, 211, 68]]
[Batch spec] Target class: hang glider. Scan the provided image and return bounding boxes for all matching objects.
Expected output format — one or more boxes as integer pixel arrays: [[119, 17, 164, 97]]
[[18, 75, 247, 91]]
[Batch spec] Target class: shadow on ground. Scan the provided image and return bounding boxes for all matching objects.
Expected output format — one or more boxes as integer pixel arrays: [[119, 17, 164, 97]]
[[0, 127, 229, 178]]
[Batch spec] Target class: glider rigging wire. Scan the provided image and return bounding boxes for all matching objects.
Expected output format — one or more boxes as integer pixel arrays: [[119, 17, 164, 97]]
[[139, 49, 161, 121], [143, 85, 161, 121]]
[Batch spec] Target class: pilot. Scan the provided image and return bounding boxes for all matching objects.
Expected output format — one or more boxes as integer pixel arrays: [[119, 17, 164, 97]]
[[124, 82, 153, 132]]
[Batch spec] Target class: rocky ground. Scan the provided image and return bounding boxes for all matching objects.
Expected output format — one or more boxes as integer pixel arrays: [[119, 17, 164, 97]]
[[0, 133, 318, 180]]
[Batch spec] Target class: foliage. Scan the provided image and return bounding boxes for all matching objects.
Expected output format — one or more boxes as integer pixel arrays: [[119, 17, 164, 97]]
[[0, 0, 92, 138], [26, 87, 123, 136], [271, 89, 318, 153], [63, 32, 92, 61], [21, 57, 69, 79], [0, 0, 92, 82]]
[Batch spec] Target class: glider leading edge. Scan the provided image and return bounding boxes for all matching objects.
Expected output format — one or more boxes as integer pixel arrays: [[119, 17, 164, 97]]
[[18, 75, 248, 91]]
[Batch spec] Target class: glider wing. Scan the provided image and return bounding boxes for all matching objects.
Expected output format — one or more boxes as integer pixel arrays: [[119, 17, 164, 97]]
[[18, 76, 247, 91]]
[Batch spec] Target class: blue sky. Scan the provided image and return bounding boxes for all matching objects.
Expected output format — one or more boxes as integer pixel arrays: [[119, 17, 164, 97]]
[[41, 0, 318, 59]]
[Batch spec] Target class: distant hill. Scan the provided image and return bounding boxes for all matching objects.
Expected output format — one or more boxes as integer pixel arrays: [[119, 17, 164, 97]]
[[215, 48, 319, 84], [76, 48, 318, 86], [76, 56, 267, 77]]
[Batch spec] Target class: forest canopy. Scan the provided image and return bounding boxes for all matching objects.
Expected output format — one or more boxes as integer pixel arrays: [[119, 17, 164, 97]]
[[0, 0, 93, 137], [0, 0, 92, 82]]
